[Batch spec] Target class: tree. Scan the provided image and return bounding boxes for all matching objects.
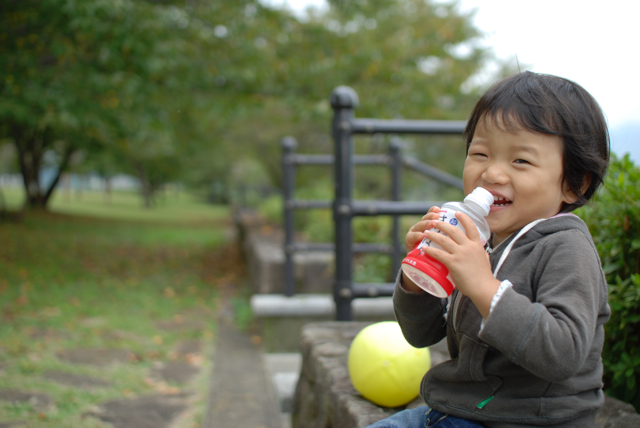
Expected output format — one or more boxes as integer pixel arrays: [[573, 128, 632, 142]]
[[223, 0, 501, 194], [0, 2, 216, 207], [1, 0, 502, 209], [0, 0, 158, 208]]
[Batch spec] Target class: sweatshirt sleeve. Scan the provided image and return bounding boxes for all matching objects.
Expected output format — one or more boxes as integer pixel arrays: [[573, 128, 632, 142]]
[[479, 229, 608, 382], [393, 270, 448, 348]]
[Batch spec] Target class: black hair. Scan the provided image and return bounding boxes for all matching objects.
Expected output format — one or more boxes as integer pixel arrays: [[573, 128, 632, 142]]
[[464, 71, 610, 212]]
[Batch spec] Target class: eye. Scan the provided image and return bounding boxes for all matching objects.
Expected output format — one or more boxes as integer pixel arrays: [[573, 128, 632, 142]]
[[469, 151, 487, 158], [514, 158, 530, 164]]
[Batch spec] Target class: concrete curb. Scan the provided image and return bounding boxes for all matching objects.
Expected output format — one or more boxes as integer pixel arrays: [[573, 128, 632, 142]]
[[250, 294, 394, 318]]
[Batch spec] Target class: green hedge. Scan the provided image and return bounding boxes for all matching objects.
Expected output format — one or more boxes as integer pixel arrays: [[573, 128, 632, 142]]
[[576, 154, 640, 411]]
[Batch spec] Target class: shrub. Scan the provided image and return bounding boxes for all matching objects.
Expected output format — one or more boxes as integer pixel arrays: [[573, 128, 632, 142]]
[[576, 154, 640, 411], [256, 193, 284, 225]]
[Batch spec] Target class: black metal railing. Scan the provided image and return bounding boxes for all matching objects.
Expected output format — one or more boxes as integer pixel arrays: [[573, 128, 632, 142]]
[[283, 86, 467, 320]]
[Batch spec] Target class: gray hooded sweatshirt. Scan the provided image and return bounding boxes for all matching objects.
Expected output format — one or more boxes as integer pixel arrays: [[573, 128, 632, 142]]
[[393, 214, 610, 427]]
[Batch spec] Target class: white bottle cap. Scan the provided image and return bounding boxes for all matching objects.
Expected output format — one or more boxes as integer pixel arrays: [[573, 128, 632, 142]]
[[463, 187, 493, 217]]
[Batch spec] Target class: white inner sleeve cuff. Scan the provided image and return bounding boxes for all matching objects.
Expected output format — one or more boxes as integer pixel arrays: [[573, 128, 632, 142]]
[[479, 279, 513, 332]]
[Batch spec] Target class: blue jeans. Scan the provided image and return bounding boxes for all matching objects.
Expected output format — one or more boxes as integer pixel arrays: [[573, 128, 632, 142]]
[[365, 405, 485, 428]]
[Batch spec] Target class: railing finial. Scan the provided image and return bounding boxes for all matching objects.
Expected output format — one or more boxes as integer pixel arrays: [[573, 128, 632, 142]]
[[330, 86, 359, 109], [281, 136, 298, 150]]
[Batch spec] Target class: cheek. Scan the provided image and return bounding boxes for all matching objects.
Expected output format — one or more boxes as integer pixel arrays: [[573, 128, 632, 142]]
[[462, 175, 475, 195], [462, 165, 483, 190], [462, 161, 477, 181]]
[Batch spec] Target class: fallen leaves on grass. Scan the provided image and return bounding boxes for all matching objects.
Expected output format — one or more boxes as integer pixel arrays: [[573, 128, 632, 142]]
[[184, 353, 204, 366], [40, 307, 61, 318], [144, 377, 182, 395]]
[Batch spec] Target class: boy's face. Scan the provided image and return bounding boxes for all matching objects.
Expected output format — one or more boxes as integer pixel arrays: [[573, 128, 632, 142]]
[[463, 116, 575, 245]]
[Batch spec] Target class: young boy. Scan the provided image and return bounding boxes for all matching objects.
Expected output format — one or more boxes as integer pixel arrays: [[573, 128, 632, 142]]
[[368, 72, 611, 428]]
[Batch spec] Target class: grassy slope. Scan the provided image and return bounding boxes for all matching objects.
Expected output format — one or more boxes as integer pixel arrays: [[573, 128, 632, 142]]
[[0, 188, 239, 427]]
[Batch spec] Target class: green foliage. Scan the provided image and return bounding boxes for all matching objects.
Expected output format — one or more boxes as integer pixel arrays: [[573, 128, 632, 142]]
[[0, 0, 296, 207], [576, 154, 640, 410], [2, 0, 500, 209], [220, 0, 499, 195], [354, 253, 392, 283], [258, 193, 284, 225], [1, 0, 185, 207]]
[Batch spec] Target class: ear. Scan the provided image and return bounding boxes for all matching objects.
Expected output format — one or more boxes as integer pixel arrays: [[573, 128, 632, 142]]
[[562, 174, 591, 204]]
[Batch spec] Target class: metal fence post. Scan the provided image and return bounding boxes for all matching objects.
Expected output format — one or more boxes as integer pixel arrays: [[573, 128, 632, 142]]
[[389, 138, 402, 276], [330, 86, 358, 321], [282, 136, 297, 297]]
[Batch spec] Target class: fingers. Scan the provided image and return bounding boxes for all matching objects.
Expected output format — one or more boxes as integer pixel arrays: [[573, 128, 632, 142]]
[[420, 206, 440, 221], [405, 231, 426, 253], [405, 207, 443, 253], [429, 212, 482, 245], [421, 220, 477, 260], [453, 212, 482, 243], [422, 226, 458, 253], [419, 240, 448, 263], [428, 220, 465, 244], [410, 211, 440, 233]]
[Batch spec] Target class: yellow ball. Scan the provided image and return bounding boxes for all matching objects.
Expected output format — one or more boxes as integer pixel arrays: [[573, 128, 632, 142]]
[[348, 321, 431, 408]]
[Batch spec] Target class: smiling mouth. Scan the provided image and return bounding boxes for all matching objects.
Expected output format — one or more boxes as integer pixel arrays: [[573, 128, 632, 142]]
[[492, 196, 512, 207]]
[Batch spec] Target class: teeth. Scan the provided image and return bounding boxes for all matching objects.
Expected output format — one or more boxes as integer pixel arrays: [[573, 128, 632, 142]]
[[492, 195, 511, 206]]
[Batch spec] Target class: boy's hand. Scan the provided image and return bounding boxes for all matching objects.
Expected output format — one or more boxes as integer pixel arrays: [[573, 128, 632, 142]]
[[401, 206, 441, 293], [405, 206, 441, 253], [420, 211, 500, 318]]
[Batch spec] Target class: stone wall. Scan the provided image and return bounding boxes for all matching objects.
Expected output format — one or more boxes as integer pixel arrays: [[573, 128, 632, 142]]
[[293, 322, 401, 428], [235, 209, 333, 295], [293, 322, 640, 428], [251, 295, 396, 353], [237, 208, 398, 353]]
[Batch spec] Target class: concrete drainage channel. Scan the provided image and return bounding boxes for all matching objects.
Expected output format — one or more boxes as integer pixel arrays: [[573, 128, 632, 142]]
[[239, 211, 450, 426], [240, 210, 414, 427], [251, 293, 412, 428], [235, 209, 398, 427], [263, 353, 302, 428], [252, 293, 452, 428]]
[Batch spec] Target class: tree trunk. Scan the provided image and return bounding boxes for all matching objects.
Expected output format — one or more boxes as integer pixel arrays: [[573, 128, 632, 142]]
[[62, 173, 72, 201], [103, 176, 112, 204], [0, 187, 6, 216], [13, 124, 46, 210], [42, 144, 74, 207], [11, 123, 74, 211], [136, 163, 154, 208]]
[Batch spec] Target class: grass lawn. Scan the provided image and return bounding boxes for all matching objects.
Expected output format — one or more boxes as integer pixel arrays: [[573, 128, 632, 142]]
[[0, 187, 243, 427]]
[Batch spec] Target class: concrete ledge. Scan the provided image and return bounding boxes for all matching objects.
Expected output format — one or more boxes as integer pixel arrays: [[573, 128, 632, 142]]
[[250, 294, 394, 318], [245, 233, 334, 294], [293, 322, 640, 428], [251, 295, 396, 352], [236, 209, 334, 294], [251, 294, 334, 317], [293, 322, 425, 428]]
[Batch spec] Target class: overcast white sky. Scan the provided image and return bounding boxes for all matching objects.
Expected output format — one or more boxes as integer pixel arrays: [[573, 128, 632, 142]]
[[263, 0, 640, 159]]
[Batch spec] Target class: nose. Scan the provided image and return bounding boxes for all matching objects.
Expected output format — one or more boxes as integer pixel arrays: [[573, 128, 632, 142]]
[[481, 161, 508, 185]]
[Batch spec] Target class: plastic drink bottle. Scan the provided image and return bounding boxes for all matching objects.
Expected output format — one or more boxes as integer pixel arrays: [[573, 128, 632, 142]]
[[401, 187, 493, 297]]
